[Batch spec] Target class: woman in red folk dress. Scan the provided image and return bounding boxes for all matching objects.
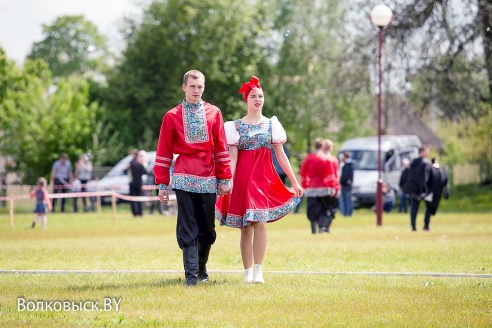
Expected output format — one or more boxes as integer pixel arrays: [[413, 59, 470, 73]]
[[215, 76, 303, 284]]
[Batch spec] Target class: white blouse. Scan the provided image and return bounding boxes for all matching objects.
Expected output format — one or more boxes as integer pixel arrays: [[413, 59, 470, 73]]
[[224, 116, 287, 145]]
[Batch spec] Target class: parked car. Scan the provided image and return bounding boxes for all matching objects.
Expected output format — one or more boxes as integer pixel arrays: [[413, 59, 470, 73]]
[[338, 135, 421, 207], [97, 151, 176, 214]]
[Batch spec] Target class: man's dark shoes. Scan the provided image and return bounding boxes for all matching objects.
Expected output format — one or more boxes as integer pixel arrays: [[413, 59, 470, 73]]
[[182, 246, 199, 287], [197, 243, 211, 283], [198, 272, 209, 282]]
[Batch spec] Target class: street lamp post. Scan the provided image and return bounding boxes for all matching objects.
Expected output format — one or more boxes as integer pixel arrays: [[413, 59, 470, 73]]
[[370, 4, 393, 226]]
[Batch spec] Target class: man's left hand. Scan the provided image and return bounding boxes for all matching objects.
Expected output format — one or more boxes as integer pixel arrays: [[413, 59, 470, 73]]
[[218, 184, 231, 197]]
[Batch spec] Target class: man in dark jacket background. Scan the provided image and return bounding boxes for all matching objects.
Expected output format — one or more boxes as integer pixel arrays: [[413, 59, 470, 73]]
[[403, 145, 432, 231], [339, 151, 354, 217], [129, 150, 148, 217], [398, 158, 410, 213], [423, 158, 450, 229]]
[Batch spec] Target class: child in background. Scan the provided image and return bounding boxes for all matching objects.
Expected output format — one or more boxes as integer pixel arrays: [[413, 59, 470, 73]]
[[30, 177, 52, 229]]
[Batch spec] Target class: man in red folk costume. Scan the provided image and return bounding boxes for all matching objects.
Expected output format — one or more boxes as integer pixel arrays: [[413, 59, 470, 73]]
[[155, 70, 232, 286], [300, 138, 340, 234]]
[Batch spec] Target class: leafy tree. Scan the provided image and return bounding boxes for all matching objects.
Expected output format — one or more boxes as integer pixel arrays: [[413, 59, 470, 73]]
[[346, 0, 489, 121], [0, 55, 99, 184], [269, 0, 374, 154], [388, 0, 492, 105], [407, 54, 489, 121], [102, 0, 274, 158], [28, 15, 109, 79]]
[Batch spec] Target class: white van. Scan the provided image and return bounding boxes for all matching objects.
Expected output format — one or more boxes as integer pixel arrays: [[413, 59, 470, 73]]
[[339, 135, 421, 207], [96, 151, 157, 204]]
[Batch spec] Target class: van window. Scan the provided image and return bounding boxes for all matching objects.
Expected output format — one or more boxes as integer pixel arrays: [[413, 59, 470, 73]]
[[389, 157, 400, 171], [105, 156, 132, 177], [350, 150, 394, 170]]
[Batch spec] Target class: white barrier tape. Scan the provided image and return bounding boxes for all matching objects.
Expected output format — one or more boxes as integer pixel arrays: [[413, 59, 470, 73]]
[[0, 191, 177, 202], [1, 184, 161, 190], [113, 193, 177, 202], [0, 191, 112, 201]]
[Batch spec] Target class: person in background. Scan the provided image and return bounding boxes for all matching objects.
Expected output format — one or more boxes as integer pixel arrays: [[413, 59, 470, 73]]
[[320, 139, 340, 232], [372, 182, 396, 213], [126, 149, 138, 183], [30, 177, 52, 229], [339, 151, 354, 217], [271, 144, 289, 184], [383, 182, 396, 212], [155, 70, 232, 286], [422, 158, 450, 231], [398, 158, 410, 213], [403, 145, 432, 231], [300, 138, 340, 234], [129, 150, 147, 218], [73, 152, 93, 212], [85, 175, 97, 212], [50, 153, 74, 213]]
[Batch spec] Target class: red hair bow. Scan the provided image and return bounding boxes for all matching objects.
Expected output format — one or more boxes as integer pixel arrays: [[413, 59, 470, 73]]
[[238, 76, 262, 102]]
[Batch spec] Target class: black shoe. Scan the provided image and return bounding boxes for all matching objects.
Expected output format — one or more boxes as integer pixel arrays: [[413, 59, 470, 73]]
[[198, 243, 211, 283], [31, 222, 35, 228], [423, 226, 430, 231], [198, 274, 209, 282], [183, 246, 199, 286], [412, 227, 417, 232]]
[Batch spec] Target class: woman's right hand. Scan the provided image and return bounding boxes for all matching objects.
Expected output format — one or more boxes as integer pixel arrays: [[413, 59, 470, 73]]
[[293, 183, 303, 198]]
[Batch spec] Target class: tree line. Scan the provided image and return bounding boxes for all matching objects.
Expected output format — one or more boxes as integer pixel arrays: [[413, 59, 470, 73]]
[[0, 0, 490, 184]]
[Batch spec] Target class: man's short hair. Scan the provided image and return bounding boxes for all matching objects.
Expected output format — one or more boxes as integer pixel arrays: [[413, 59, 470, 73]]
[[183, 70, 205, 85], [314, 138, 324, 150], [419, 145, 429, 154]]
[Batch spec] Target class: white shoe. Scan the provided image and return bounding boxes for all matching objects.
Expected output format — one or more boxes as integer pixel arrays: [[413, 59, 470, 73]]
[[244, 268, 253, 283], [253, 264, 265, 284]]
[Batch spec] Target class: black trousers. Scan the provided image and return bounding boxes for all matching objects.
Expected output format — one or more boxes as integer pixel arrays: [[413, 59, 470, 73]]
[[410, 198, 432, 229], [52, 178, 69, 212], [307, 196, 338, 233], [73, 179, 89, 212], [129, 182, 143, 216], [175, 190, 217, 249]]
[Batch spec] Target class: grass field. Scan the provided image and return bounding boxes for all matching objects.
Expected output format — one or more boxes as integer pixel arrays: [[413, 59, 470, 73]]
[[0, 184, 491, 327]]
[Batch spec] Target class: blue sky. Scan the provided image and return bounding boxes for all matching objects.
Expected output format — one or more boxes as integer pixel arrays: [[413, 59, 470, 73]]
[[0, 0, 142, 64]]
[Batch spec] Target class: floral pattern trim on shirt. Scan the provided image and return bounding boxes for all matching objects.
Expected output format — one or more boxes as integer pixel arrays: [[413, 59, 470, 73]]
[[216, 197, 300, 229], [182, 100, 209, 144], [172, 173, 218, 193], [217, 179, 230, 186]]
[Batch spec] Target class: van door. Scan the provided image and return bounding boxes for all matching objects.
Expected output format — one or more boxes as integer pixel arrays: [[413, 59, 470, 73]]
[[384, 150, 414, 196], [384, 154, 400, 192]]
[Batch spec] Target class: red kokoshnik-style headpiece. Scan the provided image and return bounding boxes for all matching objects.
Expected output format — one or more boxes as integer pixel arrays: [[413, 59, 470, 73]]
[[238, 76, 262, 103]]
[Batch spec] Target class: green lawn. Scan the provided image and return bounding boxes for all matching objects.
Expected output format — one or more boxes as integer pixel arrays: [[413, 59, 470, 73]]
[[1, 201, 491, 327]]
